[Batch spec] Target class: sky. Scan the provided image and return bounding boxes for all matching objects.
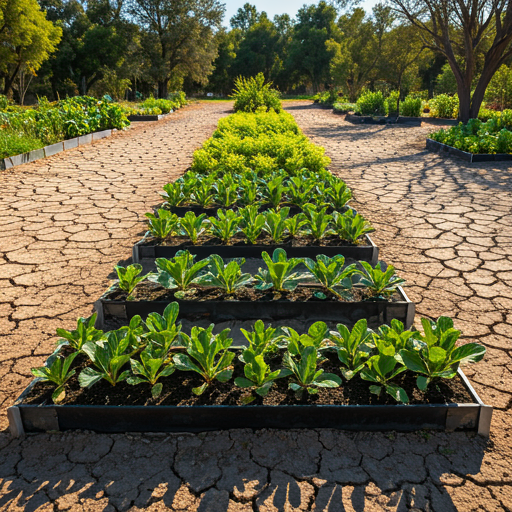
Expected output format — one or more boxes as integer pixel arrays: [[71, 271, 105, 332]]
[[222, 0, 380, 27]]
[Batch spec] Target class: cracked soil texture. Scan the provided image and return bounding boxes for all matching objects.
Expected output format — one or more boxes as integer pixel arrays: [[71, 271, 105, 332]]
[[0, 101, 511, 511]]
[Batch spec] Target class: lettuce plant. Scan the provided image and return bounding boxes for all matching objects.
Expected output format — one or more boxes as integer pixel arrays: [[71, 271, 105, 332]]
[[145, 302, 182, 350], [286, 177, 316, 208], [238, 175, 259, 206], [330, 319, 374, 380], [263, 207, 289, 243], [304, 254, 356, 298], [303, 204, 333, 241], [56, 313, 103, 351], [332, 210, 374, 243], [214, 177, 238, 207], [361, 354, 409, 403], [208, 209, 240, 244], [174, 325, 235, 395], [285, 213, 307, 238], [150, 251, 210, 291], [261, 175, 287, 208], [400, 317, 486, 391], [161, 181, 190, 207], [196, 254, 254, 294], [239, 205, 266, 244], [31, 352, 79, 403], [145, 209, 179, 239], [354, 261, 406, 297], [255, 248, 305, 292], [282, 321, 330, 356], [179, 211, 208, 244], [191, 178, 215, 207], [325, 182, 352, 210], [374, 319, 418, 360], [284, 346, 341, 398], [240, 319, 280, 357], [115, 264, 146, 297]]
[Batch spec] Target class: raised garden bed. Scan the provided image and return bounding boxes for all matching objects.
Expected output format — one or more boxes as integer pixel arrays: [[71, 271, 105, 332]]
[[132, 232, 379, 265], [94, 284, 415, 330], [345, 114, 422, 126], [127, 112, 172, 122], [426, 138, 512, 162]]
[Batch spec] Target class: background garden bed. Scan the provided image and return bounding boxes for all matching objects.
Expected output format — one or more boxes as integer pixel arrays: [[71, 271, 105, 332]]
[[426, 138, 512, 162]]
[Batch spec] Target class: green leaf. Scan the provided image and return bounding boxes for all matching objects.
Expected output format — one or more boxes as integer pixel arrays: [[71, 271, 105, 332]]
[[78, 367, 103, 388], [235, 377, 255, 388], [151, 383, 163, 398], [417, 375, 430, 391], [216, 369, 233, 382], [385, 384, 409, 403], [192, 382, 208, 395], [369, 385, 382, 396]]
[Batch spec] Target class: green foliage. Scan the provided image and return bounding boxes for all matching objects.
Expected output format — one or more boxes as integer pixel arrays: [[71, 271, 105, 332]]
[[304, 254, 356, 298], [303, 204, 332, 241], [286, 176, 316, 208], [385, 91, 399, 116], [330, 319, 374, 380], [263, 207, 289, 243], [146, 209, 179, 239], [150, 251, 210, 291], [400, 96, 422, 117], [484, 65, 512, 110], [55, 314, 103, 352], [325, 182, 352, 210], [255, 248, 305, 292], [261, 175, 287, 208], [208, 209, 240, 243], [196, 254, 254, 293], [361, 353, 409, 403], [115, 264, 146, 296], [333, 102, 357, 113], [161, 181, 191, 207], [231, 73, 282, 113], [214, 175, 239, 207], [354, 261, 406, 297], [174, 325, 234, 395], [31, 352, 79, 403], [332, 210, 374, 243], [191, 178, 215, 207], [144, 303, 182, 349], [429, 94, 458, 119], [240, 320, 280, 357], [179, 211, 208, 244], [0, 130, 44, 159], [356, 90, 385, 115], [239, 205, 266, 244], [285, 213, 308, 238], [400, 317, 486, 390], [282, 321, 330, 356]]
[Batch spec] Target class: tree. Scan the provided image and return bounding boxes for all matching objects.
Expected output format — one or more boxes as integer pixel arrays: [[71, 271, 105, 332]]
[[230, 3, 259, 32], [390, 0, 512, 122], [130, 0, 224, 97], [207, 28, 239, 94], [0, 0, 62, 97]]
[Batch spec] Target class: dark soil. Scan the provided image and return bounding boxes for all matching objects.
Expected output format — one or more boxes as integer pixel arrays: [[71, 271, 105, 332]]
[[106, 282, 399, 303], [23, 350, 474, 407]]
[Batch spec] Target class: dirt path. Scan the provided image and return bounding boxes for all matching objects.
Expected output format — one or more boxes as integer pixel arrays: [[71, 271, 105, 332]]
[[0, 101, 510, 511]]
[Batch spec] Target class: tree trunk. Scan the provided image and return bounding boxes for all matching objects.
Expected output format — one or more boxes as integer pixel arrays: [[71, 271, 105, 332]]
[[457, 84, 472, 123], [158, 80, 168, 98]]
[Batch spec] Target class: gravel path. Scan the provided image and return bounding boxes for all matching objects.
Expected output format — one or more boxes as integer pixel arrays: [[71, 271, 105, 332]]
[[0, 101, 511, 511]]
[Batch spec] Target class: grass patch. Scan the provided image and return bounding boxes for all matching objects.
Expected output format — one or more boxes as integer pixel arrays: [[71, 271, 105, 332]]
[[0, 130, 44, 159]]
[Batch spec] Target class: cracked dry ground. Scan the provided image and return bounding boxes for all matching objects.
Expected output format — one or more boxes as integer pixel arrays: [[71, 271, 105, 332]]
[[0, 102, 511, 512]]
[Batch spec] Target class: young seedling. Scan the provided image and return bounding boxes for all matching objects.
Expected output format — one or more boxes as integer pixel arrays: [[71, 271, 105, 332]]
[[303, 204, 333, 241], [286, 176, 316, 208], [285, 213, 307, 238], [332, 210, 374, 243], [214, 176, 238, 207], [330, 319, 374, 380], [191, 178, 215, 207], [161, 181, 191, 207], [55, 313, 103, 351], [150, 251, 210, 291], [196, 254, 254, 294], [31, 352, 79, 403], [115, 263, 146, 297], [240, 319, 280, 357], [238, 177, 259, 206], [145, 209, 179, 239], [400, 317, 486, 391], [361, 353, 409, 403], [284, 346, 341, 398], [263, 207, 290, 243], [261, 176, 288, 208], [304, 254, 356, 298], [325, 182, 352, 210], [145, 302, 182, 350], [173, 325, 235, 395], [208, 209, 241, 244], [255, 248, 306, 292], [178, 211, 208, 244], [239, 205, 266, 244], [282, 321, 330, 356], [353, 261, 406, 297]]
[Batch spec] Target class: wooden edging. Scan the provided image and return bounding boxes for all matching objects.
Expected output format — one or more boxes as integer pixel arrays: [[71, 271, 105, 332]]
[[426, 138, 512, 162], [0, 129, 114, 171]]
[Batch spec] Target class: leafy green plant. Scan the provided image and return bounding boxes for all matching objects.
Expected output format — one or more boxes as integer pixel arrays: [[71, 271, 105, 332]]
[[240, 319, 280, 357], [375, 319, 418, 358], [55, 314, 103, 351], [255, 248, 305, 292], [283, 346, 341, 398], [263, 207, 290, 243], [240, 205, 266, 244], [356, 90, 385, 116], [145, 209, 179, 239], [174, 325, 235, 395], [145, 302, 182, 348], [115, 264, 146, 297], [401, 96, 422, 117], [285, 213, 307, 238], [161, 181, 190, 207], [286, 176, 316, 208], [361, 354, 409, 403], [303, 204, 333, 241], [400, 317, 486, 390], [330, 319, 374, 380], [325, 182, 352, 210], [191, 178, 215, 207], [31, 352, 79, 403], [179, 211, 208, 244], [304, 255, 356, 298], [231, 73, 282, 113], [79, 329, 136, 387], [150, 251, 210, 291], [196, 254, 254, 294], [261, 176, 287, 208], [214, 176, 239, 207], [235, 349, 290, 402], [208, 209, 240, 244], [238, 176, 259, 206], [354, 261, 406, 297], [332, 210, 374, 243], [282, 321, 330, 356]]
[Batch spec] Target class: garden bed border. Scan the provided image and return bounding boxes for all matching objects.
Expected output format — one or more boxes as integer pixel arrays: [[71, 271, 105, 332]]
[[7, 367, 492, 437], [344, 114, 460, 127], [127, 111, 173, 122], [426, 138, 512, 162]]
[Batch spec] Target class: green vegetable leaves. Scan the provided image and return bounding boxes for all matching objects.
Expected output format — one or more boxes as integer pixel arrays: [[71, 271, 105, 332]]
[[255, 248, 306, 292]]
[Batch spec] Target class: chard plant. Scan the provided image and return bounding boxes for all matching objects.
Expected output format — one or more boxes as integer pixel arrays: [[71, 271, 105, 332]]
[[145, 302, 181, 349], [282, 321, 330, 356], [117, 315, 145, 350], [238, 177, 259, 206], [261, 176, 287, 208], [208, 209, 240, 244], [303, 204, 333, 241], [240, 319, 280, 357], [150, 251, 210, 291], [361, 353, 409, 403], [400, 317, 486, 391], [173, 325, 235, 395], [255, 248, 306, 292], [286, 177, 315, 208], [127, 342, 176, 398], [332, 210, 374, 243], [354, 261, 406, 298], [190, 178, 215, 207], [115, 263, 146, 297], [285, 213, 307, 238], [145, 209, 179, 239], [325, 182, 352, 210], [304, 254, 356, 298], [235, 349, 291, 403], [161, 181, 190, 207], [284, 346, 341, 398], [79, 329, 136, 387], [330, 319, 374, 380], [56, 313, 103, 351], [31, 352, 79, 403], [196, 254, 254, 294], [179, 211, 208, 244], [214, 177, 238, 207], [263, 207, 290, 243], [240, 205, 266, 244], [375, 319, 418, 361]]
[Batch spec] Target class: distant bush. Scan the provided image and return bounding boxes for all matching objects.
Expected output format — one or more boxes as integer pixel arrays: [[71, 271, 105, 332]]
[[315, 90, 340, 106], [400, 96, 422, 117], [0, 130, 44, 159], [356, 90, 385, 116], [333, 102, 356, 113], [429, 94, 459, 118], [385, 91, 400, 116], [231, 73, 282, 113]]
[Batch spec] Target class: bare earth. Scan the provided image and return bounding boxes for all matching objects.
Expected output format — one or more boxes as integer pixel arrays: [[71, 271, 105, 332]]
[[0, 101, 511, 511]]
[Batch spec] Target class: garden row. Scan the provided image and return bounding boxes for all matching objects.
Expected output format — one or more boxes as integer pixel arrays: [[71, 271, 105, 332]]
[[10, 96, 491, 436]]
